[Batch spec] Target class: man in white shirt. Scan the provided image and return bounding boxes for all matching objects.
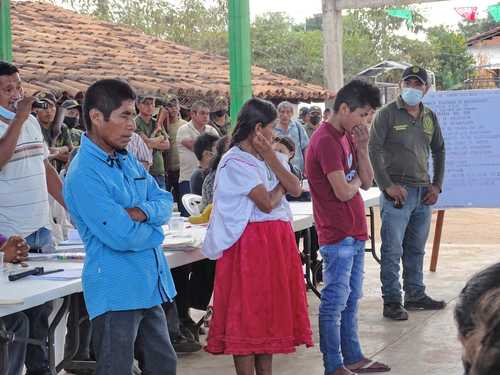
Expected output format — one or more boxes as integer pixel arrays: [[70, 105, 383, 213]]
[[0, 61, 65, 375], [127, 132, 153, 171], [174, 100, 218, 336], [176, 100, 219, 216]]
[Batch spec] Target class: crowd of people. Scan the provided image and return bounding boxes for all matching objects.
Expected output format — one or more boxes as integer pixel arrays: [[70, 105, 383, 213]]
[[0, 58, 498, 375]]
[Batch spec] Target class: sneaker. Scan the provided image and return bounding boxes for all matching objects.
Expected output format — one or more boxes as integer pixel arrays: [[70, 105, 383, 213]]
[[383, 303, 409, 321], [404, 295, 446, 311], [171, 334, 202, 353]]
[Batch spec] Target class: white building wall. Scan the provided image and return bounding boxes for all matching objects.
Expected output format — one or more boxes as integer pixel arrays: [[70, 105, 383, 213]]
[[469, 44, 500, 66]]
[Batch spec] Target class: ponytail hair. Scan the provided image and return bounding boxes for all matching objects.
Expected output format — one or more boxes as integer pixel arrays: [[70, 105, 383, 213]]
[[467, 288, 500, 375], [230, 98, 277, 148]]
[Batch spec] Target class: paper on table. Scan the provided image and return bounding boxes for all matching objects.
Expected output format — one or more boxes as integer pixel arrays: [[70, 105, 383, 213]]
[[68, 229, 82, 242], [59, 240, 83, 245], [28, 253, 57, 261], [0, 299, 24, 305], [29, 268, 82, 281], [162, 234, 201, 251]]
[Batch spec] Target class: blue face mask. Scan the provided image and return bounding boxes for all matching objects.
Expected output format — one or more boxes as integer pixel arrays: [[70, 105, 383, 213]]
[[0, 105, 16, 120], [401, 87, 424, 106]]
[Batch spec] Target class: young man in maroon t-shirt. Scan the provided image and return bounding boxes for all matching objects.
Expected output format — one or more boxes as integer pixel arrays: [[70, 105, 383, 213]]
[[306, 80, 389, 375]]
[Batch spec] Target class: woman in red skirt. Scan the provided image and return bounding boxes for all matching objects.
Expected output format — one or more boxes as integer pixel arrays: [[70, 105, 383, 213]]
[[203, 98, 313, 374]]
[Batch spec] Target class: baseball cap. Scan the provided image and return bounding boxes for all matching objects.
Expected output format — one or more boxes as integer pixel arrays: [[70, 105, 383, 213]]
[[61, 99, 80, 110], [309, 105, 322, 115], [34, 91, 57, 105], [163, 93, 179, 107], [402, 66, 428, 85], [299, 107, 309, 117], [212, 96, 228, 112], [137, 94, 156, 103]]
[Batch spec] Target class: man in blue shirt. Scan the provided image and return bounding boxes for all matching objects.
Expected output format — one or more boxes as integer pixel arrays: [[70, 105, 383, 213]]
[[64, 79, 177, 375]]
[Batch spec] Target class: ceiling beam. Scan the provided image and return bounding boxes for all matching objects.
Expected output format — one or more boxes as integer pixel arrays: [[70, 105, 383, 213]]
[[335, 0, 448, 11]]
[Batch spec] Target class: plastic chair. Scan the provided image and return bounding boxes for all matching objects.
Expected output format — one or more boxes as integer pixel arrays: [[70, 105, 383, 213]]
[[181, 194, 202, 216]]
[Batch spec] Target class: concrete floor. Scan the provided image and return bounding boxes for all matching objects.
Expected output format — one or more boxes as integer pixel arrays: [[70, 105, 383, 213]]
[[177, 242, 500, 375]]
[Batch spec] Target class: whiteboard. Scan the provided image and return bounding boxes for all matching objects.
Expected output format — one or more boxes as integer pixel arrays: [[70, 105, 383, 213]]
[[423, 89, 500, 209]]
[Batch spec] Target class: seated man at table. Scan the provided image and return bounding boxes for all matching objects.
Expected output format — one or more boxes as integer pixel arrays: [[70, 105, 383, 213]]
[[0, 235, 30, 375], [63, 79, 177, 375], [190, 132, 219, 195]]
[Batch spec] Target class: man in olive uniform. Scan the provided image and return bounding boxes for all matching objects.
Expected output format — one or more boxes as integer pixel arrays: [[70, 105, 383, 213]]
[[303, 105, 322, 139], [209, 96, 230, 137], [369, 66, 446, 321], [61, 99, 83, 147], [35, 91, 73, 172], [135, 95, 170, 189]]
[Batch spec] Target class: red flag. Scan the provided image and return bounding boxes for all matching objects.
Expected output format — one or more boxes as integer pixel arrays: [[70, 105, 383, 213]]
[[455, 7, 478, 21]]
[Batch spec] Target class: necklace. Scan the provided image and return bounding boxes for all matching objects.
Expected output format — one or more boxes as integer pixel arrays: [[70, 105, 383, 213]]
[[237, 144, 273, 182]]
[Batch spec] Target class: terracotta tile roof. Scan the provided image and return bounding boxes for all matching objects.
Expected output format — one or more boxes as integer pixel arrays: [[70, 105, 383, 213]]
[[11, 1, 333, 105], [467, 26, 500, 47]]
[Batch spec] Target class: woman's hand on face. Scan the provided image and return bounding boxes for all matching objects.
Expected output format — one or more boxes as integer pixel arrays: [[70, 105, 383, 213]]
[[252, 130, 274, 161]]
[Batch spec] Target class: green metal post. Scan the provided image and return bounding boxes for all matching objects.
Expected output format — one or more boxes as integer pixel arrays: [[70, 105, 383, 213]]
[[228, 0, 252, 127], [0, 0, 13, 62]]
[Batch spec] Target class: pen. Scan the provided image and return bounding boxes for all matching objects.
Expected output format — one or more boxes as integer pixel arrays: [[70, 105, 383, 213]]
[[42, 269, 64, 275]]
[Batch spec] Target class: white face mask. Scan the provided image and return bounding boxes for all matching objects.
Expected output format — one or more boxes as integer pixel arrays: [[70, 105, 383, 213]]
[[275, 150, 290, 166], [401, 87, 424, 106]]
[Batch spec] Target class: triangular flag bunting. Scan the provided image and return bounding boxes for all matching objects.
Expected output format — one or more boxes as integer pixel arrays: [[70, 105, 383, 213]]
[[488, 4, 500, 22], [386, 8, 413, 29], [455, 7, 478, 22]]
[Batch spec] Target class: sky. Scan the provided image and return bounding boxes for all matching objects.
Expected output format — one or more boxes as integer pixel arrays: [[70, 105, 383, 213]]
[[248, 0, 500, 28]]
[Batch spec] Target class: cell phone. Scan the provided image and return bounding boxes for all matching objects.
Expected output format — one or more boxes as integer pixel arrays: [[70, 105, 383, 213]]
[[32, 101, 49, 110]]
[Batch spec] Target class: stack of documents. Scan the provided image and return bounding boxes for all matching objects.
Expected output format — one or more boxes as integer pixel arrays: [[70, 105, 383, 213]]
[[163, 234, 201, 252]]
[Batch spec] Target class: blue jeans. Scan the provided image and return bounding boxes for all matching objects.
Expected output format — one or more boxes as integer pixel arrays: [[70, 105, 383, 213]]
[[25, 227, 55, 254], [24, 227, 55, 374], [380, 186, 431, 304], [92, 306, 176, 375], [319, 237, 365, 374], [153, 174, 166, 190]]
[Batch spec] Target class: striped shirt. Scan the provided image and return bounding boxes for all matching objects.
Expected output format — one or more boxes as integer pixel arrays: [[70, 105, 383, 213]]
[[0, 115, 50, 238], [127, 132, 153, 166]]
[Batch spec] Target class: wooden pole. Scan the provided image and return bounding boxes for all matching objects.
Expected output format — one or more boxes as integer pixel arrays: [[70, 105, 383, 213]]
[[322, 0, 344, 94], [430, 210, 445, 272]]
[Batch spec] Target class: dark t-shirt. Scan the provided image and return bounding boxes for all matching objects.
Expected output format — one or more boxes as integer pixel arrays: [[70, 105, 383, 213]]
[[305, 122, 368, 246], [190, 168, 208, 196]]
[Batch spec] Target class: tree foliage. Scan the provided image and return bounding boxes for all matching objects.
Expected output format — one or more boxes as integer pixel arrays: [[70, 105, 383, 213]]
[[251, 12, 323, 84]]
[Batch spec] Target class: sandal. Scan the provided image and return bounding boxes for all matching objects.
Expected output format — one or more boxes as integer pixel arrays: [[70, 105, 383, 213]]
[[348, 359, 391, 373]]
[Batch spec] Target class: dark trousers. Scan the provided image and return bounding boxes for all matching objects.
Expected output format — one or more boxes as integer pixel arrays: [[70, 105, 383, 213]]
[[166, 169, 180, 205], [171, 265, 192, 323], [64, 293, 92, 360], [1, 313, 29, 375], [162, 301, 182, 339], [178, 180, 191, 218], [92, 306, 176, 375], [24, 227, 54, 375], [24, 303, 53, 375], [171, 259, 215, 325]]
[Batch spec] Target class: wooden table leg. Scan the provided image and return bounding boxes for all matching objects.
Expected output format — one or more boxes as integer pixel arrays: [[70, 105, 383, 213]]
[[430, 210, 445, 272]]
